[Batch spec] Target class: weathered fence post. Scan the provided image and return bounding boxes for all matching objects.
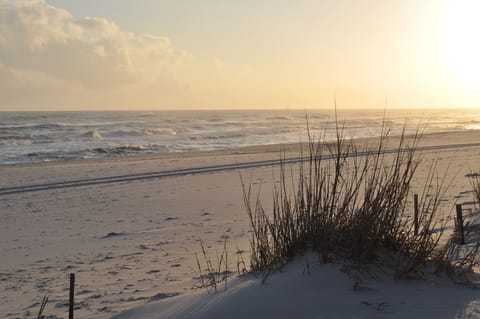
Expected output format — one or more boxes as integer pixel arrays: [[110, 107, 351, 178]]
[[413, 194, 419, 235], [456, 204, 465, 245], [69, 273, 75, 319]]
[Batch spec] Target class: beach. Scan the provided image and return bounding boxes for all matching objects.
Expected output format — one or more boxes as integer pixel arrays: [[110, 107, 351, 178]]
[[4, 0, 480, 317], [2, 130, 480, 319]]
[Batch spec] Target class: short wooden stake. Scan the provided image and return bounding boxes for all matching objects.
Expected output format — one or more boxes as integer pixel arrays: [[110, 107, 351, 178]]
[[69, 273, 75, 319], [456, 204, 465, 245], [413, 194, 419, 235]]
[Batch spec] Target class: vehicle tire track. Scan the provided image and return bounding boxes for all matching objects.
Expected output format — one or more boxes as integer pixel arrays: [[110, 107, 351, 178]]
[[1, 142, 479, 196]]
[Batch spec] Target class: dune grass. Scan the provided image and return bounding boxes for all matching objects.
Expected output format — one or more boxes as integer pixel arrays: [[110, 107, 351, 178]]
[[194, 240, 231, 292], [241, 124, 478, 279], [470, 174, 480, 209]]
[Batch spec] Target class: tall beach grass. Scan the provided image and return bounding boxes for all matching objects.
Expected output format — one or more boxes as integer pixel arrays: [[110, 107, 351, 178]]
[[241, 123, 478, 278]]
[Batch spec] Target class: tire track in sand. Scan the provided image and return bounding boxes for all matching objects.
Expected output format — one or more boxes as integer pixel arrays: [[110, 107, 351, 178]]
[[1, 142, 479, 196]]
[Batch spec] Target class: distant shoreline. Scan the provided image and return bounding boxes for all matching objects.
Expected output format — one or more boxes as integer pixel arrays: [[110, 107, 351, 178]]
[[2, 128, 480, 169]]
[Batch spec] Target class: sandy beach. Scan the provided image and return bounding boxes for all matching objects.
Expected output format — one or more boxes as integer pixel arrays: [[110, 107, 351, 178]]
[[4, 0, 480, 317], [2, 130, 480, 319]]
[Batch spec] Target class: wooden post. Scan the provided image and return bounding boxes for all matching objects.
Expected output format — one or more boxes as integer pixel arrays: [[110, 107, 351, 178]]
[[69, 273, 75, 319], [413, 194, 419, 235], [456, 204, 465, 245]]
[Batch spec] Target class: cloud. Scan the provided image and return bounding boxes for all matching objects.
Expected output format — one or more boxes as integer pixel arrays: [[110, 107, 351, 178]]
[[70, 16, 119, 37], [0, 0, 190, 96], [0, 1, 284, 110]]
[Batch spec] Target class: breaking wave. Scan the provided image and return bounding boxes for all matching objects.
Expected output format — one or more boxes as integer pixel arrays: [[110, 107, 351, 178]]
[[81, 130, 103, 140], [141, 128, 189, 135], [91, 144, 166, 155]]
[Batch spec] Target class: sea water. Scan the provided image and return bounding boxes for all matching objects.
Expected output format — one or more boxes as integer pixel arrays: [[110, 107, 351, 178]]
[[1, 109, 480, 164]]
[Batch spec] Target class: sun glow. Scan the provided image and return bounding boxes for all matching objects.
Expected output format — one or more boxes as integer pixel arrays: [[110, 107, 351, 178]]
[[441, 0, 480, 89]]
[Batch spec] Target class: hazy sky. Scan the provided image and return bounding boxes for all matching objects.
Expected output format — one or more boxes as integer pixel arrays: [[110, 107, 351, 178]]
[[1, 0, 480, 110]]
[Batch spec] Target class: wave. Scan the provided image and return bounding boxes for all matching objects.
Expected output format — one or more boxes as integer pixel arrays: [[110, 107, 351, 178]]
[[308, 114, 330, 120], [462, 124, 480, 130], [81, 129, 103, 140], [0, 121, 150, 132], [142, 128, 189, 135], [206, 118, 225, 123], [117, 144, 152, 151], [265, 116, 293, 121], [25, 152, 40, 157], [0, 138, 33, 146], [278, 127, 307, 134], [138, 112, 155, 117], [190, 133, 245, 140], [0, 123, 64, 130], [103, 128, 190, 138], [0, 132, 55, 144], [223, 122, 251, 128], [91, 143, 164, 155], [106, 130, 144, 137]]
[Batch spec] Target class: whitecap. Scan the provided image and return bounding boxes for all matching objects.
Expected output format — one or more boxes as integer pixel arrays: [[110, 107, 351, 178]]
[[82, 129, 103, 140], [138, 112, 155, 117], [142, 128, 189, 135]]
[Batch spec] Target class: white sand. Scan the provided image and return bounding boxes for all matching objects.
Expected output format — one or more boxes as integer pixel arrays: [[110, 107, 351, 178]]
[[114, 256, 480, 319], [1, 130, 480, 319]]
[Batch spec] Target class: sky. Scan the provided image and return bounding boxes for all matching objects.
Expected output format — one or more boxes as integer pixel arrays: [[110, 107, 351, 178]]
[[1, 0, 480, 110]]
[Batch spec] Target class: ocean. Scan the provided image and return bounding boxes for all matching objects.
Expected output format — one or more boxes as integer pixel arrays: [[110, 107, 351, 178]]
[[1, 109, 480, 164]]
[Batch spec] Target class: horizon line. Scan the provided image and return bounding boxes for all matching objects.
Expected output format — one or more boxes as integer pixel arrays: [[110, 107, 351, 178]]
[[1, 106, 480, 112]]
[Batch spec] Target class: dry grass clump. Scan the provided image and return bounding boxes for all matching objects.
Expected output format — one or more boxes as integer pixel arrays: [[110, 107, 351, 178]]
[[242, 125, 475, 278], [469, 174, 480, 207], [194, 241, 231, 292]]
